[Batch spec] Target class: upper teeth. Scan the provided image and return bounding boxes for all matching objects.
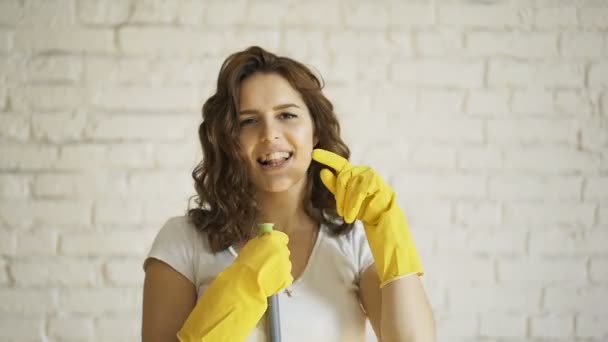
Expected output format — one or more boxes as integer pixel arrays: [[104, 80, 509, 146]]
[[260, 152, 290, 162]]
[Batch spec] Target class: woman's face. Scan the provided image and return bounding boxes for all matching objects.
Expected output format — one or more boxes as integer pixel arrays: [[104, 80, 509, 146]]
[[238, 72, 318, 194]]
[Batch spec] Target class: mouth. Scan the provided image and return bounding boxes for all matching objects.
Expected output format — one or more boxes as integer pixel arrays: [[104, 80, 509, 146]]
[[257, 151, 293, 168]]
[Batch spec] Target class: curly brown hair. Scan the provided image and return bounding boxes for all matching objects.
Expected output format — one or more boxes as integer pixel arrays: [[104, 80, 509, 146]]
[[189, 46, 353, 253]]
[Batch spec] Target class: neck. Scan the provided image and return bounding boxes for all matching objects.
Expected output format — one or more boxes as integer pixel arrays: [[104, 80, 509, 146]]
[[255, 182, 316, 236]]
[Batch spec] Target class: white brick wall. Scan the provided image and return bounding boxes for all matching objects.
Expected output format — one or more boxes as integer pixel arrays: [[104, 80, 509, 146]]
[[0, 0, 606, 341]]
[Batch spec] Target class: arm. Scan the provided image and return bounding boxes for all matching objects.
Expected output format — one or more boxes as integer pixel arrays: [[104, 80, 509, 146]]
[[360, 265, 436, 342], [142, 258, 197, 342]]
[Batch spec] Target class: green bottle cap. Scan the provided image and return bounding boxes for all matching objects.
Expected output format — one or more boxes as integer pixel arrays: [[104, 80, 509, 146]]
[[257, 223, 274, 234]]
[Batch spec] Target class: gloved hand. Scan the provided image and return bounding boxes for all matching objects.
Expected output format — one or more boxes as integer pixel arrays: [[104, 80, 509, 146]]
[[177, 231, 293, 342], [312, 148, 423, 287]]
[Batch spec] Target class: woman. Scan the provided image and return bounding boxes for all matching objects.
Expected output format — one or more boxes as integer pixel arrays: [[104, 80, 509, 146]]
[[142, 46, 436, 342]]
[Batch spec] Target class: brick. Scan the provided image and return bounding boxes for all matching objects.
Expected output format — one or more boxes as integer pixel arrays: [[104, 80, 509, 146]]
[[0, 85, 6, 109], [119, 27, 224, 56], [455, 202, 501, 226], [31, 112, 87, 143], [11, 85, 86, 111], [370, 86, 416, 116], [90, 86, 200, 112], [585, 177, 608, 200], [466, 89, 510, 116], [85, 56, 219, 86], [545, 287, 608, 314], [131, 0, 178, 23], [78, 0, 130, 25], [505, 202, 595, 226], [416, 30, 463, 57], [85, 113, 192, 140], [0, 113, 29, 141], [245, 1, 288, 27], [589, 62, 608, 88], [57, 144, 155, 170], [498, 259, 586, 286], [205, 0, 246, 27], [104, 259, 143, 286], [436, 228, 527, 256], [0, 200, 91, 227], [580, 7, 608, 29], [12, 258, 97, 286], [0, 30, 10, 52], [34, 172, 129, 198], [389, 3, 435, 27], [129, 171, 193, 197], [59, 288, 140, 314], [409, 145, 455, 169], [153, 141, 200, 169], [20, 0, 75, 26], [282, 29, 327, 59], [531, 314, 574, 338], [60, 231, 153, 256], [489, 175, 582, 201], [435, 313, 478, 339], [15, 229, 57, 256], [489, 61, 584, 87], [394, 172, 485, 200], [0, 0, 23, 24], [0, 144, 59, 170], [0, 259, 7, 284], [328, 31, 390, 56], [94, 201, 144, 225], [0, 230, 15, 255], [0, 317, 44, 340], [457, 146, 503, 170], [424, 256, 494, 286], [561, 32, 605, 58], [397, 199, 451, 226], [285, 1, 340, 28], [224, 29, 281, 55], [24, 55, 82, 82], [0, 289, 57, 314], [14, 28, 114, 53], [467, 32, 558, 58], [555, 90, 594, 116], [418, 89, 464, 115], [531, 229, 608, 256], [176, 0, 206, 25], [343, 2, 389, 29], [96, 315, 140, 340], [392, 60, 483, 87], [577, 315, 608, 339], [503, 146, 600, 173], [480, 313, 526, 338], [448, 286, 541, 313], [600, 205, 608, 224], [439, 4, 521, 28], [402, 116, 484, 144], [388, 31, 414, 57], [534, 7, 578, 28], [487, 118, 576, 145], [590, 258, 608, 283], [142, 198, 190, 226], [49, 317, 94, 340]]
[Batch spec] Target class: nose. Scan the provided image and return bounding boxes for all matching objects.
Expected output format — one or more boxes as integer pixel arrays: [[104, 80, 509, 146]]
[[260, 118, 280, 141]]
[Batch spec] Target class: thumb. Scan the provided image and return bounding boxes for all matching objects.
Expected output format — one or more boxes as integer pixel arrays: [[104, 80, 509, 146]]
[[319, 168, 337, 195]]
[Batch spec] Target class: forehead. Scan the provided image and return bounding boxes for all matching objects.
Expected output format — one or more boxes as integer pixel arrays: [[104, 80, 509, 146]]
[[239, 72, 305, 109]]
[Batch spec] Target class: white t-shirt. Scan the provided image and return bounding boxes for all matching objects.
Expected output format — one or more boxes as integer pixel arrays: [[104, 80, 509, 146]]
[[144, 216, 376, 342]]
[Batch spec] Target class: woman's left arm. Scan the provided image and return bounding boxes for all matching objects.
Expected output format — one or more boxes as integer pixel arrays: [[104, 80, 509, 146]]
[[360, 266, 436, 342]]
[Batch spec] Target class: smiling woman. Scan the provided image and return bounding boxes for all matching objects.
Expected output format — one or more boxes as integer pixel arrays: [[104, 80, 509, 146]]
[[141, 46, 436, 342]]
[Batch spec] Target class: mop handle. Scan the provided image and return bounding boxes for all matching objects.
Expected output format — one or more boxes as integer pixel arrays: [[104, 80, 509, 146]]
[[258, 223, 282, 342]]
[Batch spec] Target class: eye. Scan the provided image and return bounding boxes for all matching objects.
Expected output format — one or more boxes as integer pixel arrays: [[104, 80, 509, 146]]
[[239, 117, 257, 127], [279, 112, 297, 120]]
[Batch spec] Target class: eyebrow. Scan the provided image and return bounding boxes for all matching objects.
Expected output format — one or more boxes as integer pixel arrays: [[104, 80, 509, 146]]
[[239, 103, 301, 115]]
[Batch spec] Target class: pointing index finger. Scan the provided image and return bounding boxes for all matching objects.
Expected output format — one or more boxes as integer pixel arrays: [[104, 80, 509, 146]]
[[311, 148, 351, 172]]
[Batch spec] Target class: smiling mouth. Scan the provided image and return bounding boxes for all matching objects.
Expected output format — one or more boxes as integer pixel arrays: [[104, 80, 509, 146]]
[[257, 152, 293, 167]]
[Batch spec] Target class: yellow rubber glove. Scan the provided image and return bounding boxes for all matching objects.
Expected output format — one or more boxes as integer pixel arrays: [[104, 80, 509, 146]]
[[177, 231, 293, 342], [312, 148, 423, 287]]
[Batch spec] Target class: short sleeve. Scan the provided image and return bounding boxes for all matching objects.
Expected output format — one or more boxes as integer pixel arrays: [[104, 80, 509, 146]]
[[351, 220, 375, 278], [143, 216, 196, 284]]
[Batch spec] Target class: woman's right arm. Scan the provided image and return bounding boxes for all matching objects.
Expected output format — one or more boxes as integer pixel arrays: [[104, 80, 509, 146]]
[[142, 258, 197, 342]]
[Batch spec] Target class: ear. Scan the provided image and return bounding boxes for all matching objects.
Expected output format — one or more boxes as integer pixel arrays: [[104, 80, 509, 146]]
[[313, 135, 319, 148]]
